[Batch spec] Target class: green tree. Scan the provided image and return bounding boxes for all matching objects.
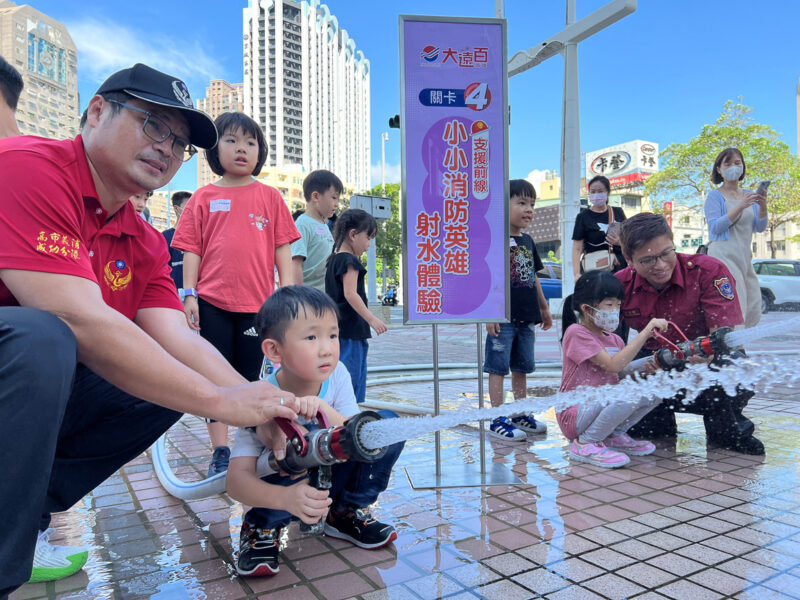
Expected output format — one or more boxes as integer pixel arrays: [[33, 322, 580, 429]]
[[369, 183, 402, 287], [644, 101, 800, 257]]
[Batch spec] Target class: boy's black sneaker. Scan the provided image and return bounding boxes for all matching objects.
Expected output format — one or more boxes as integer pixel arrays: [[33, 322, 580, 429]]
[[207, 445, 231, 478], [324, 506, 397, 549], [236, 522, 280, 577]]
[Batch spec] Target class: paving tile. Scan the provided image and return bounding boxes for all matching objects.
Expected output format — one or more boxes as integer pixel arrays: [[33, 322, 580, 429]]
[[482, 552, 536, 576], [687, 568, 749, 596], [311, 571, 374, 600], [545, 585, 606, 600], [258, 585, 320, 600], [404, 572, 465, 600], [674, 543, 732, 566], [743, 548, 800, 571], [443, 563, 501, 588], [582, 572, 646, 599], [360, 559, 426, 588], [361, 585, 421, 600], [516, 542, 567, 566], [293, 551, 351, 579], [646, 553, 705, 577], [581, 548, 638, 570], [550, 533, 600, 555], [763, 573, 800, 597], [716, 557, 780, 583], [611, 539, 664, 561], [637, 532, 691, 552], [700, 534, 758, 555], [244, 566, 300, 594], [661, 523, 716, 543], [655, 579, 724, 600], [616, 562, 675, 588], [475, 578, 540, 600], [733, 586, 799, 600], [512, 567, 570, 595], [547, 557, 606, 582]]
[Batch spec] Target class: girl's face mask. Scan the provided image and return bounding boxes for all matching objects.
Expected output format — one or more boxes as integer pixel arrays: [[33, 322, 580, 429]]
[[588, 305, 620, 332], [588, 192, 608, 206], [720, 165, 743, 182]]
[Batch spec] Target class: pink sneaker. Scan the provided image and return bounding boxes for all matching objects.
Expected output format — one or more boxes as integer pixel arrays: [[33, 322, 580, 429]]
[[569, 440, 630, 468], [605, 433, 656, 456]]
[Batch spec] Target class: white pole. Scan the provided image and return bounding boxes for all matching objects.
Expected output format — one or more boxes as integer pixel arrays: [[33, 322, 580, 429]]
[[560, 0, 580, 299], [381, 132, 388, 195], [495, 0, 503, 18]]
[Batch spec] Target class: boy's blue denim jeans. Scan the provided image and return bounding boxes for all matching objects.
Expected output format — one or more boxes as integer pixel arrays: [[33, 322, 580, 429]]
[[482, 321, 536, 375], [244, 409, 404, 529]]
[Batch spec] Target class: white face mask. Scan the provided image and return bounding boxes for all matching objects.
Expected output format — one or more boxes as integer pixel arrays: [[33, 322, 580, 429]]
[[588, 192, 608, 206], [589, 306, 620, 333], [720, 165, 743, 182]]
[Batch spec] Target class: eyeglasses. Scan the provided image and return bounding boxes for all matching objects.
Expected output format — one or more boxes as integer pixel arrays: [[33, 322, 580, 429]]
[[108, 100, 197, 162], [635, 247, 676, 268]]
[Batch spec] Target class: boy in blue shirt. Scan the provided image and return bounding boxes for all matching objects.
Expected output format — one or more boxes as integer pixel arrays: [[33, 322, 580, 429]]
[[484, 179, 553, 440], [226, 285, 403, 577]]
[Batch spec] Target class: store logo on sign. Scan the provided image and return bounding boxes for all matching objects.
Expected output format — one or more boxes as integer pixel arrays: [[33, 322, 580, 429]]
[[420, 45, 440, 63], [591, 151, 631, 176], [641, 143, 656, 156]]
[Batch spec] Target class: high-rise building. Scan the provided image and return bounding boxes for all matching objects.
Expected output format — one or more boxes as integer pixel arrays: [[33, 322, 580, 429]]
[[243, 0, 370, 193], [196, 79, 244, 188], [0, 1, 79, 139]]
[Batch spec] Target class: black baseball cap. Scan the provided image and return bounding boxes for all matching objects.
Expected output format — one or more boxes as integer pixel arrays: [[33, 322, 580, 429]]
[[96, 63, 218, 149]]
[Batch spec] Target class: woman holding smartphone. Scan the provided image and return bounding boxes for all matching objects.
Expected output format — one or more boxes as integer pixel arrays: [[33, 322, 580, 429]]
[[704, 147, 769, 328]]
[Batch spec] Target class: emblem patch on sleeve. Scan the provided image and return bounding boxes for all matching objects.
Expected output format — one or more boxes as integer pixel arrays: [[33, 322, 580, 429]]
[[713, 276, 735, 300]]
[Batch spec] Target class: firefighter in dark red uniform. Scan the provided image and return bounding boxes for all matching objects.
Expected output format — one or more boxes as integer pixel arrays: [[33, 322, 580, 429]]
[[615, 212, 764, 455]]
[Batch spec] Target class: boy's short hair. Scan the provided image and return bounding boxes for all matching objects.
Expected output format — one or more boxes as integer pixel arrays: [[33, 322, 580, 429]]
[[0, 55, 24, 110], [619, 212, 673, 257], [171, 191, 192, 207], [255, 285, 339, 343], [205, 112, 268, 177], [509, 179, 536, 200], [303, 170, 343, 202]]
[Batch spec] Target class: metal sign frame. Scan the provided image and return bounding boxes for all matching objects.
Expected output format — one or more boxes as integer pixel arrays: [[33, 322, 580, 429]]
[[399, 14, 510, 326]]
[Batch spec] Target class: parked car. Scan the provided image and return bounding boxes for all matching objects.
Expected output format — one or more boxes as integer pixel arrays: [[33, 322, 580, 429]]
[[752, 259, 800, 313], [536, 261, 562, 300]]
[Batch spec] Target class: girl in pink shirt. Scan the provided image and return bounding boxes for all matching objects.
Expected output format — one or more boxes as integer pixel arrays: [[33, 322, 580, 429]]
[[172, 112, 299, 477], [558, 271, 667, 468]]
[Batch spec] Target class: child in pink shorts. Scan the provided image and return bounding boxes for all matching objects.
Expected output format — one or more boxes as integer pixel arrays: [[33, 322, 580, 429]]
[[558, 271, 667, 468]]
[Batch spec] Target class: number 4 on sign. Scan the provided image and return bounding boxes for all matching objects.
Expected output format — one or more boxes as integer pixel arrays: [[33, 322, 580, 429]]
[[464, 82, 491, 111]]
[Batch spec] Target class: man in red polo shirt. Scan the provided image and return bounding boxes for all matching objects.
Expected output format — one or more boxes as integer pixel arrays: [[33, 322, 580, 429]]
[[614, 212, 763, 455], [0, 64, 300, 596]]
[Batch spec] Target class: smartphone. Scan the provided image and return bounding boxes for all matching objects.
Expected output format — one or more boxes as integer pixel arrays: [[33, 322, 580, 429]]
[[756, 181, 770, 196], [606, 222, 621, 238]]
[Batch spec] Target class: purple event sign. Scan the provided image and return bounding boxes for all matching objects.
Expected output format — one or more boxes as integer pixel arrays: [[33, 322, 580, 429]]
[[400, 16, 509, 324]]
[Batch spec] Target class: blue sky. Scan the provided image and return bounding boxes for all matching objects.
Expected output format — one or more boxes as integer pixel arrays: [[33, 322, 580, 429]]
[[28, 0, 800, 194]]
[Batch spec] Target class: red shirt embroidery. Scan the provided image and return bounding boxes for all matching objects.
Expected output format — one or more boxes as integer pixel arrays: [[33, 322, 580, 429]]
[[615, 253, 743, 351], [0, 135, 183, 320]]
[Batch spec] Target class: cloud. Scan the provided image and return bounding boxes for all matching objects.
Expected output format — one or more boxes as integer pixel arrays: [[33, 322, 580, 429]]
[[67, 17, 224, 94], [526, 169, 557, 196], [371, 162, 401, 187]]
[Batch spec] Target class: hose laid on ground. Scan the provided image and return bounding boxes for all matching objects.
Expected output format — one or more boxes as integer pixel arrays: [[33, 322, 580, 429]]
[[152, 434, 227, 500]]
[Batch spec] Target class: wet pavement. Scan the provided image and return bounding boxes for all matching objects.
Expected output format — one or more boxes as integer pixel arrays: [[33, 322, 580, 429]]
[[11, 311, 800, 600]]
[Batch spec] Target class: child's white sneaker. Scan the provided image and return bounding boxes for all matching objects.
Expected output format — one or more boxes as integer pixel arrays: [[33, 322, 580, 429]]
[[569, 440, 630, 468], [605, 433, 656, 456], [489, 416, 527, 441], [511, 413, 547, 434]]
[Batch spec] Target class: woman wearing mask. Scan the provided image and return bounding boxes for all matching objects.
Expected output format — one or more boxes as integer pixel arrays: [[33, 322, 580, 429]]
[[571, 175, 627, 282], [704, 147, 768, 328]]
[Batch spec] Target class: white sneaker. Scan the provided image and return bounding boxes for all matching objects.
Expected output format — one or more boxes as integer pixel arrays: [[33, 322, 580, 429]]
[[28, 528, 89, 583], [489, 416, 527, 441]]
